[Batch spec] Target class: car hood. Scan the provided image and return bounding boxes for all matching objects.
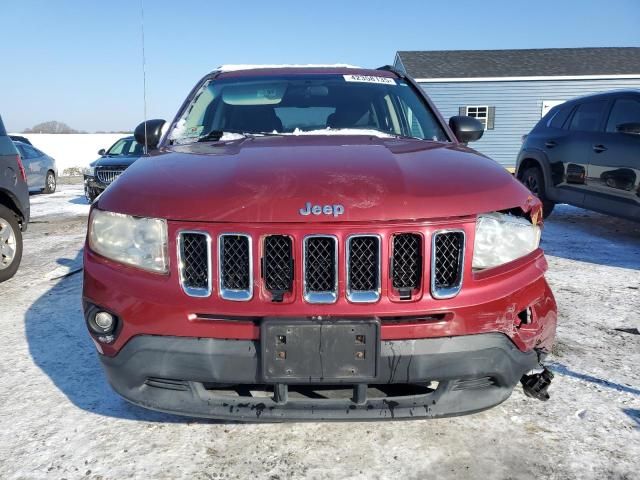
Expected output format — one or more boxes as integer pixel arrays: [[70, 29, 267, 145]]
[[94, 155, 141, 167], [98, 136, 537, 223]]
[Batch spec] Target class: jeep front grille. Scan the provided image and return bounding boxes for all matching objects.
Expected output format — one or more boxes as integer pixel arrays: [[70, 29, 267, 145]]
[[219, 234, 252, 301], [346, 235, 381, 303], [96, 167, 126, 185], [178, 231, 212, 297], [391, 233, 422, 299], [303, 235, 338, 304], [431, 231, 465, 299], [263, 235, 293, 302]]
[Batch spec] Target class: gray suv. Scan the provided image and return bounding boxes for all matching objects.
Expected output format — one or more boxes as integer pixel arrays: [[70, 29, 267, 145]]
[[0, 115, 29, 282]]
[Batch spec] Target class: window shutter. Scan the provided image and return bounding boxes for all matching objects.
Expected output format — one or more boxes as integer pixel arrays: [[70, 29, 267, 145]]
[[487, 106, 496, 130], [459, 106, 466, 116]]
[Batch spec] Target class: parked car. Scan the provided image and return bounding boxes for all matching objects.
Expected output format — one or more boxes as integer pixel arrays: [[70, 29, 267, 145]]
[[84, 135, 144, 203], [517, 90, 640, 220], [82, 65, 557, 421], [0, 115, 30, 282], [13, 141, 57, 194], [9, 135, 32, 145]]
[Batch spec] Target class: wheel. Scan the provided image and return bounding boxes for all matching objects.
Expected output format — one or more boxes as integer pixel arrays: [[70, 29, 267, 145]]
[[0, 205, 23, 283], [43, 171, 56, 194], [521, 166, 555, 218]]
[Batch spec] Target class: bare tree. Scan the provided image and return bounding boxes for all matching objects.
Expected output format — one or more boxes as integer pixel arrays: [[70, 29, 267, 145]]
[[23, 121, 83, 134]]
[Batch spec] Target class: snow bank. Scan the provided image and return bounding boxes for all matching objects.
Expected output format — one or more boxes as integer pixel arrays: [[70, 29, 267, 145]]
[[10, 133, 131, 174]]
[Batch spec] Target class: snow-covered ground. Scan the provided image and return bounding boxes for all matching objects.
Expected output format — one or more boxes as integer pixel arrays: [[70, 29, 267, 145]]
[[0, 186, 638, 479]]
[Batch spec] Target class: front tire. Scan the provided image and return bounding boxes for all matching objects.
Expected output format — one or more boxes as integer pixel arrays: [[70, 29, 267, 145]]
[[521, 166, 555, 218], [43, 171, 56, 194], [0, 205, 23, 283]]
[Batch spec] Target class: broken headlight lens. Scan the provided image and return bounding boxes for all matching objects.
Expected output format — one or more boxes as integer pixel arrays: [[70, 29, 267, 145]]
[[89, 210, 168, 273], [472, 212, 541, 270]]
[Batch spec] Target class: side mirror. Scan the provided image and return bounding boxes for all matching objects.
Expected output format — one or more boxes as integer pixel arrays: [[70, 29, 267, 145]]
[[449, 116, 484, 143], [98, 148, 106, 156], [134, 119, 166, 151], [616, 122, 640, 135]]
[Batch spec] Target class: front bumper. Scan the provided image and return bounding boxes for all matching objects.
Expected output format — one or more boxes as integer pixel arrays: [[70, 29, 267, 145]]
[[100, 332, 541, 421], [84, 175, 107, 194]]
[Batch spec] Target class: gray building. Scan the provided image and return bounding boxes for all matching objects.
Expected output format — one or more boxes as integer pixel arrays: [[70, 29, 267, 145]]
[[394, 48, 640, 169]]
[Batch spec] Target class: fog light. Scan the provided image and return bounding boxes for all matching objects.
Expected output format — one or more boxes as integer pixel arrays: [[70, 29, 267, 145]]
[[88, 310, 117, 335], [95, 312, 114, 330]]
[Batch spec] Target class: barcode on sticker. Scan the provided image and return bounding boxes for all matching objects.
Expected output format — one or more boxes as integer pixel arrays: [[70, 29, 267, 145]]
[[343, 75, 396, 85]]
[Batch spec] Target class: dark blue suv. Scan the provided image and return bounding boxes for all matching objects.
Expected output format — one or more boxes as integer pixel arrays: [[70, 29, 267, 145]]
[[517, 90, 640, 221]]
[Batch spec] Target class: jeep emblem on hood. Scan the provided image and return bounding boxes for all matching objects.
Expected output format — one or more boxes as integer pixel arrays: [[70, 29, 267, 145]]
[[299, 202, 345, 218]]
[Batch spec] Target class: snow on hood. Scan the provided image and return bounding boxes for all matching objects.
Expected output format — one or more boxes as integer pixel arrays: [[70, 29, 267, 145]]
[[217, 64, 362, 72], [286, 128, 394, 138]]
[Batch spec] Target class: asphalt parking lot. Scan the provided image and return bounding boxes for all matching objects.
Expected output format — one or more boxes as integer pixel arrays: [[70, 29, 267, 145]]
[[0, 185, 638, 480]]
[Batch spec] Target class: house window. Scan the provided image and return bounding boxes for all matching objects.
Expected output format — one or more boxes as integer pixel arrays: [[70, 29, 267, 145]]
[[466, 106, 488, 129], [460, 105, 495, 130]]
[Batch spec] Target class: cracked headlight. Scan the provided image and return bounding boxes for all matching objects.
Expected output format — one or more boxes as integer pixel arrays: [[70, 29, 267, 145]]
[[89, 210, 168, 273], [472, 212, 541, 270]]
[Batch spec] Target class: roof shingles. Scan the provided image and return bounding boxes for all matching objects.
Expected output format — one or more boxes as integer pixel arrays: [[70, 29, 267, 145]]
[[396, 48, 640, 79]]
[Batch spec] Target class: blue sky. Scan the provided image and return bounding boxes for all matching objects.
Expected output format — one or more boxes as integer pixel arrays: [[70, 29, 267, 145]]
[[1, 0, 639, 132]]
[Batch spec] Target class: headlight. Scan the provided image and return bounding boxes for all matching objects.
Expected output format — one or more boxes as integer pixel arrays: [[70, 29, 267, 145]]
[[89, 210, 168, 273], [84, 166, 95, 176], [472, 212, 541, 270]]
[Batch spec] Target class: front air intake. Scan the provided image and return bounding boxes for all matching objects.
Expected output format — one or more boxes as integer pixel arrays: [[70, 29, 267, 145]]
[[219, 234, 252, 301], [431, 230, 465, 299], [391, 233, 422, 299], [263, 235, 293, 302], [303, 235, 338, 304], [346, 235, 381, 303], [177, 231, 211, 297]]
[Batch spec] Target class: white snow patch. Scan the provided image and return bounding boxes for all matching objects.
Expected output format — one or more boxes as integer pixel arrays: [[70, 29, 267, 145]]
[[287, 128, 394, 138], [217, 64, 362, 72]]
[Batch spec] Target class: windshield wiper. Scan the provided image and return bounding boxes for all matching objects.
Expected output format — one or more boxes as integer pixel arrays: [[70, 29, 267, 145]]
[[196, 130, 245, 142]]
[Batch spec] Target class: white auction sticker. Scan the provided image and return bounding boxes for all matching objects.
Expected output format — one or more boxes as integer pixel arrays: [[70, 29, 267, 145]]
[[343, 74, 396, 85]]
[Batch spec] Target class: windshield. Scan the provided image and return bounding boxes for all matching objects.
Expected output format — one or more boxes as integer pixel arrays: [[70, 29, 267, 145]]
[[169, 74, 449, 144], [107, 138, 144, 156]]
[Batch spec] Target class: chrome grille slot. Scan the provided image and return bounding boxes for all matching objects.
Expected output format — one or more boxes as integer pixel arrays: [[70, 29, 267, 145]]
[[346, 235, 381, 303], [431, 230, 465, 299], [263, 235, 293, 302], [219, 234, 252, 301], [178, 231, 211, 297], [303, 235, 338, 304], [96, 167, 126, 185], [391, 233, 422, 299]]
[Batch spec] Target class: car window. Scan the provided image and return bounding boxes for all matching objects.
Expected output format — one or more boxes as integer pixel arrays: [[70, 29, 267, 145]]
[[606, 98, 640, 132], [548, 105, 573, 129], [107, 139, 127, 155], [568, 101, 607, 132], [127, 141, 144, 156], [24, 145, 41, 158], [16, 144, 28, 158]]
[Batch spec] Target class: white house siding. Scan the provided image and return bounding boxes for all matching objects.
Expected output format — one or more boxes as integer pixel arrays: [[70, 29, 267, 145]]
[[419, 78, 640, 167]]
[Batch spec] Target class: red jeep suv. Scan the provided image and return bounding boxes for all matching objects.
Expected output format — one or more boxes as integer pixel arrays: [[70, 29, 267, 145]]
[[83, 66, 556, 420]]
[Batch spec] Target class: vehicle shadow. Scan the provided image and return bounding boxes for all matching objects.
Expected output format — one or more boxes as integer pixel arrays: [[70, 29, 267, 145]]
[[24, 249, 222, 423], [68, 195, 89, 205], [622, 409, 640, 429], [541, 204, 640, 270], [548, 362, 640, 397]]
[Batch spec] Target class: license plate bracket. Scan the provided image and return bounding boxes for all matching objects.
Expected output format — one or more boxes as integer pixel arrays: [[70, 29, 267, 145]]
[[261, 319, 379, 383]]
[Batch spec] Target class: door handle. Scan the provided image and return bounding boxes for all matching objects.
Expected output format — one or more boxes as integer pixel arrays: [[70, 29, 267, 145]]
[[544, 141, 557, 149], [592, 144, 607, 153]]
